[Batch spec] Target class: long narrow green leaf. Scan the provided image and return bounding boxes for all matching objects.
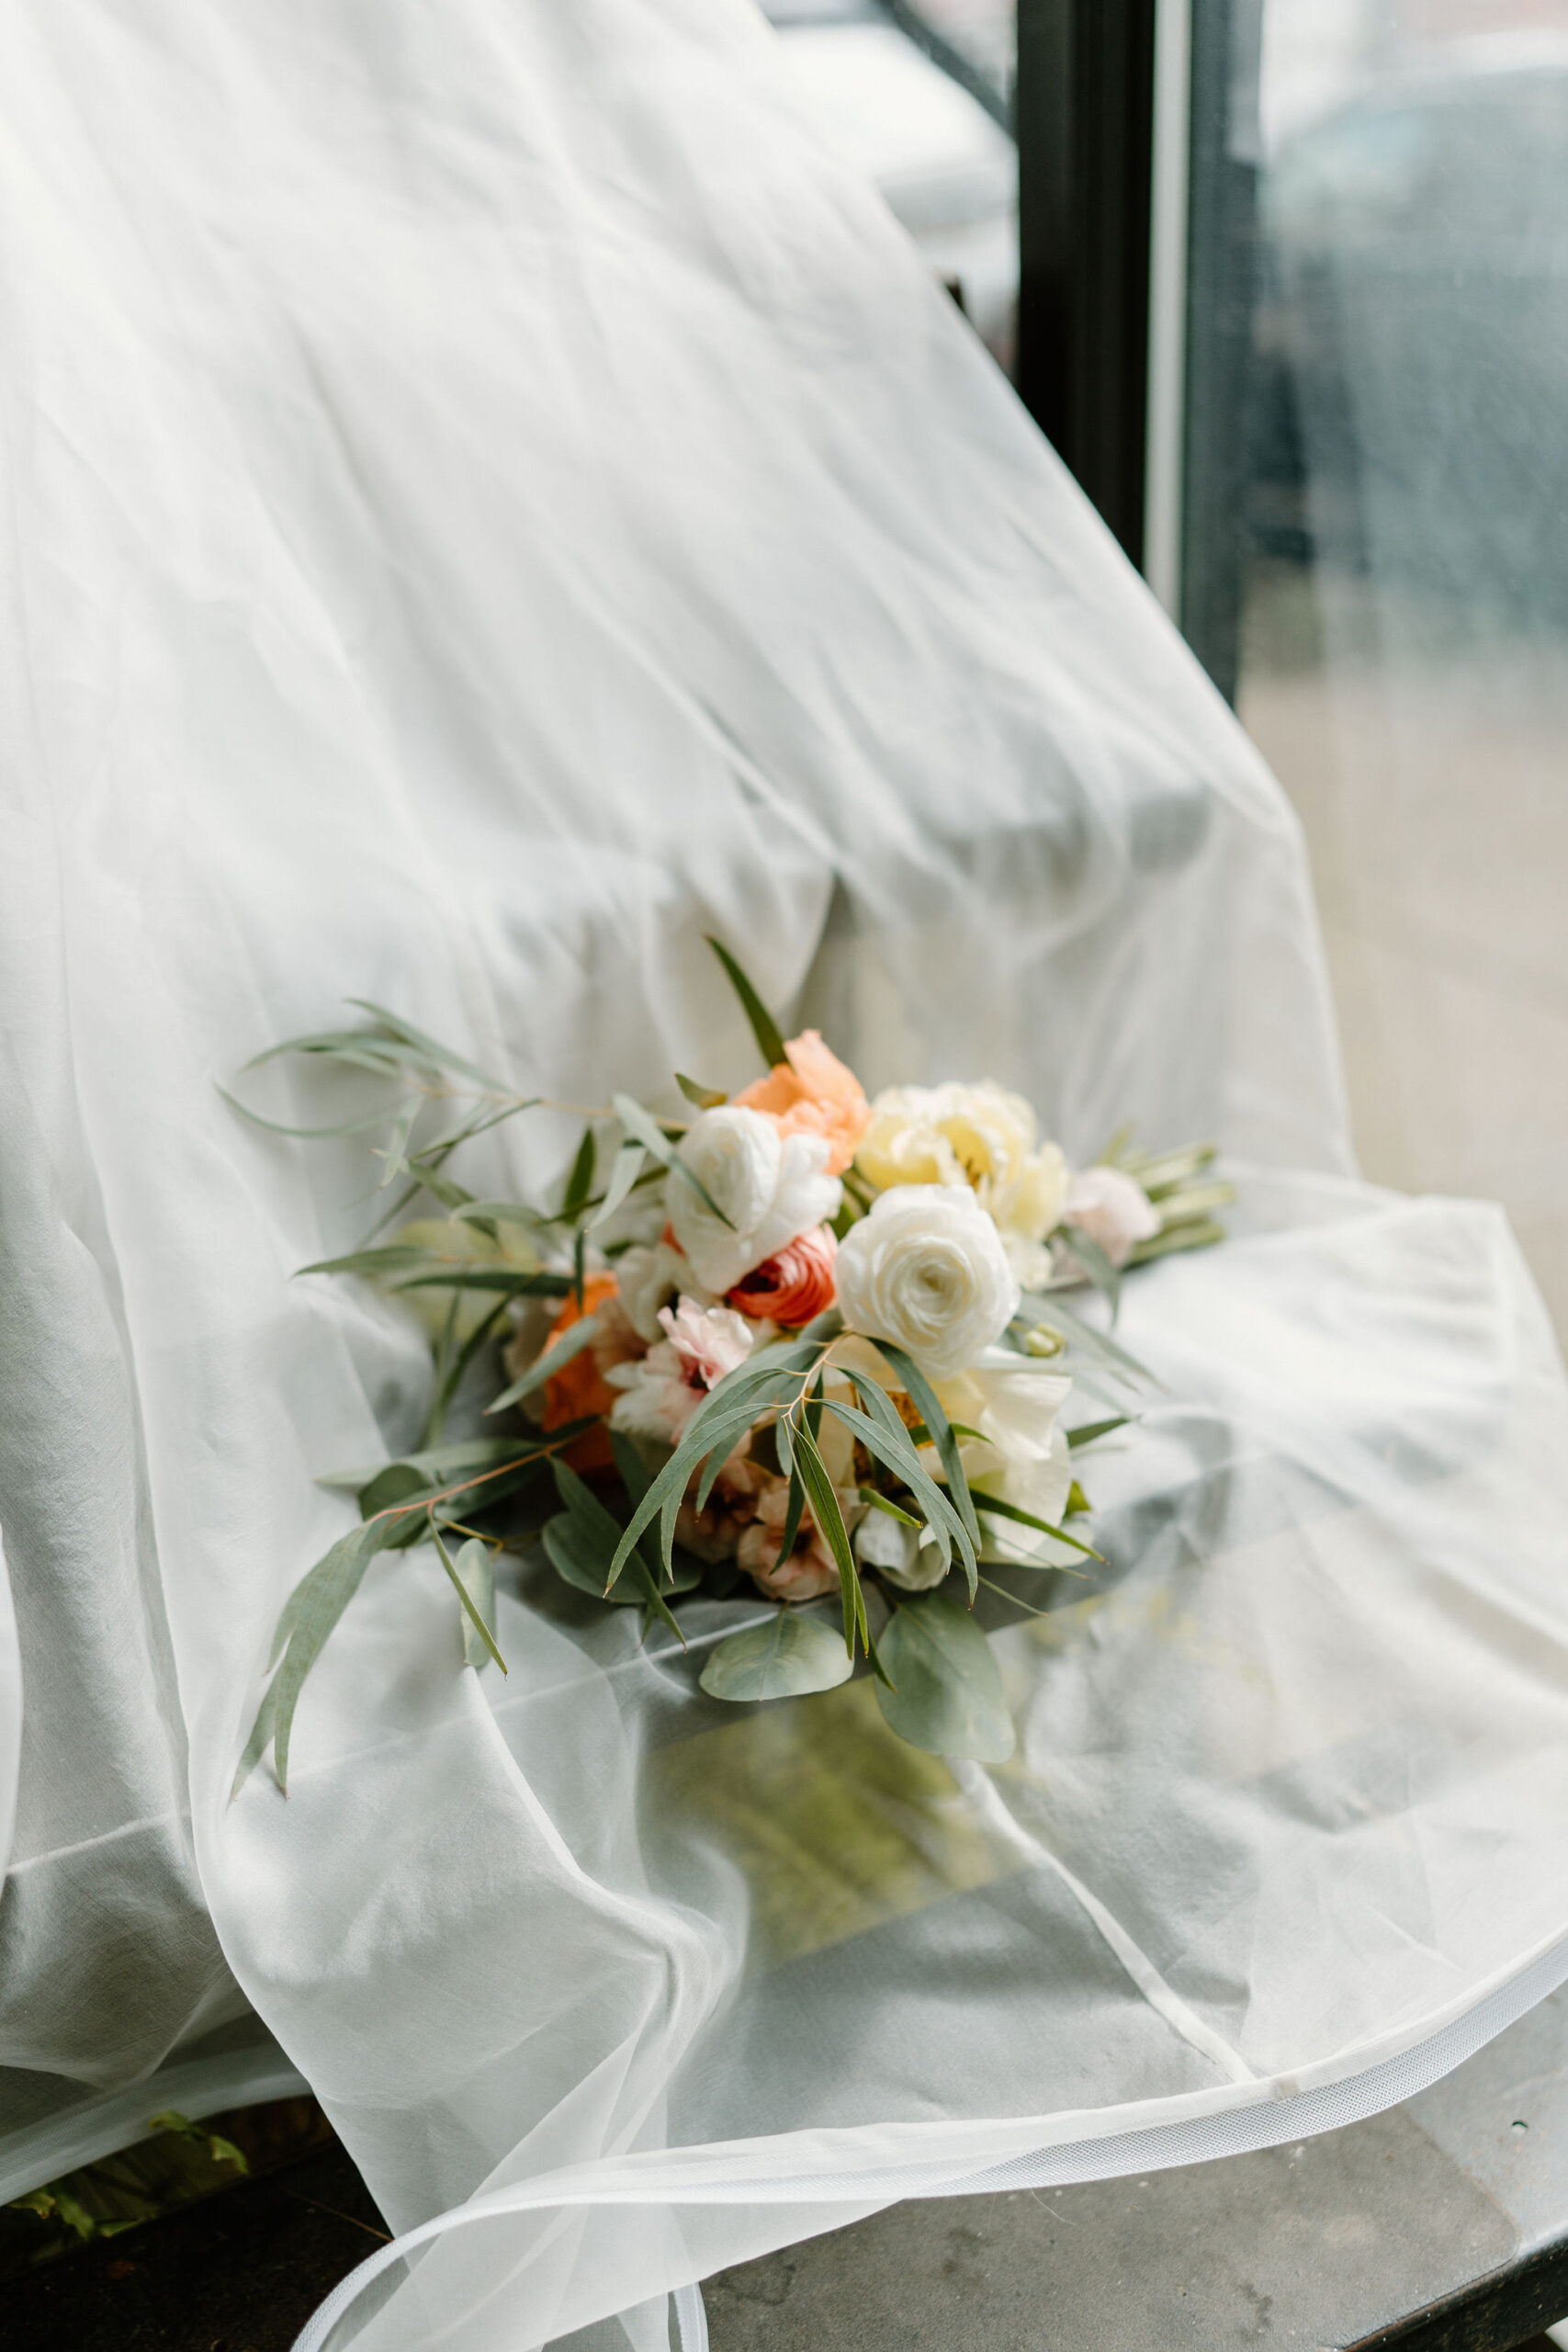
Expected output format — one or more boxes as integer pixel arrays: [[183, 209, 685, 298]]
[[452, 1200, 545, 1231], [409, 1100, 544, 1163], [376, 1095, 423, 1189], [217, 1087, 400, 1142], [269, 1520, 389, 1790], [433, 1531, 507, 1672], [1066, 1415, 1133, 1450], [588, 1139, 648, 1232], [774, 1462, 807, 1565], [822, 1392, 965, 1582], [344, 1000, 511, 1091], [231, 1679, 279, 1798], [793, 1425, 865, 1659], [858, 1487, 921, 1526], [296, 1243, 448, 1280], [974, 1490, 1102, 1559], [425, 1297, 510, 1446], [867, 1340, 982, 1555], [837, 1370, 973, 1574], [705, 936, 787, 1069], [562, 1127, 597, 1219], [394, 1268, 574, 1296], [676, 1072, 728, 1109], [243, 1031, 445, 1079], [487, 1315, 601, 1415]]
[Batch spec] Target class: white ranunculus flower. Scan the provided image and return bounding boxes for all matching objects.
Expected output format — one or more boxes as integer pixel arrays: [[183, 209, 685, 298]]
[[668, 1105, 840, 1295], [834, 1184, 1020, 1379], [614, 1238, 715, 1343], [936, 1362, 1075, 1565], [857, 1080, 1068, 1286]]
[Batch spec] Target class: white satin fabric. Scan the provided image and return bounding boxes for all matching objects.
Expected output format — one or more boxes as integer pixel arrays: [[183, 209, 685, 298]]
[[3, 6, 1567, 2349]]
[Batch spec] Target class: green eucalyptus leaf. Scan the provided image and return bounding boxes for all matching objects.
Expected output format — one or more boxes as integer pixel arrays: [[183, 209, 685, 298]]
[[1067, 1415, 1133, 1450], [344, 1000, 510, 1091], [296, 1244, 447, 1280], [588, 1138, 648, 1232], [792, 1424, 866, 1659], [875, 1588, 1014, 1762], [256, 1519, 389, 1792], [486, 1316, 600, 1416], [865, 1340, 982, 1557], [859, 1487, 921, 1526], [541, 1510, 696, 1622], [676, 1073, 728, 1109], [699, 1610, 854, 1702], [562, 1127, 597, 1219], [974, 1490, 1101, 1559], [394, 1268, 574, 1296], [217, 1087, 399, 1142], [434, 1532, 506, 1673], [705, 936, 787, 1070]]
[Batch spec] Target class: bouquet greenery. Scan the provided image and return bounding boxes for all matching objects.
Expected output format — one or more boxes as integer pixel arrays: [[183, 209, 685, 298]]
[[231, 943, 1230, 1792]]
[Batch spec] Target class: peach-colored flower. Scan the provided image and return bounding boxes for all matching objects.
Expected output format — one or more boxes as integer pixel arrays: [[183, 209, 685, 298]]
[[737, 1474, 842, 1601], [726, 1225, 838, 1327], [733, 1031, 870, 1178]]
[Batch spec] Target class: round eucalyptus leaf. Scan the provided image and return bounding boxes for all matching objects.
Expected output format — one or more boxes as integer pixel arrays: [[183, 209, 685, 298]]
[[699, 1610, 854, 1703], [874, 1587, 1014, 1761]]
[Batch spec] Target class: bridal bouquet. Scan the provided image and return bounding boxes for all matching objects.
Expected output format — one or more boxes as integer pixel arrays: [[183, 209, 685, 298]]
[[231, 944, 1230, 1791]]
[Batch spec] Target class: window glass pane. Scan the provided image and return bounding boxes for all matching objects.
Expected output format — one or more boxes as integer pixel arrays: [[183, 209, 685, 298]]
[[1237, 0, 1568, 1329], [761, 3, 1019, 370]]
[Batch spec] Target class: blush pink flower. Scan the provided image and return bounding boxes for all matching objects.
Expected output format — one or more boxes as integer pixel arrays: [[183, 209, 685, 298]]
[[726, 1224, 838, 1328], [606, 1297, 755, 1447], [1064, 1166, 1160, 1269], [733, 1031, 871, 1178]]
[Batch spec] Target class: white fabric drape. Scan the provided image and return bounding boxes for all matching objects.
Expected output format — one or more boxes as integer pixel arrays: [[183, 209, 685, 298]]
[[3, 6, 1566, 2348]]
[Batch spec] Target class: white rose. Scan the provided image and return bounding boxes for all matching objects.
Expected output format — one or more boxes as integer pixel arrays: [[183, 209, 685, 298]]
[[668, 1105, 840, 1295], [1064, 1166, 1160, 1269], [834, 1184, 1021, 1379]]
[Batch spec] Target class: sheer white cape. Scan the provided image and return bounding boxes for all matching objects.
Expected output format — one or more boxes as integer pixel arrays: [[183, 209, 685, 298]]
[[3, 6, 1567, 2348]]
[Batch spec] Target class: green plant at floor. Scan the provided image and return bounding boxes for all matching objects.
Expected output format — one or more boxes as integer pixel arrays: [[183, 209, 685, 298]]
[[2, 2110, 248, 2275]]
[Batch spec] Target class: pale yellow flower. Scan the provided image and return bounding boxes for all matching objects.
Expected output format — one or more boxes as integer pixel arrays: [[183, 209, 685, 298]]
[[856, 1082, 1068, 1287]]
